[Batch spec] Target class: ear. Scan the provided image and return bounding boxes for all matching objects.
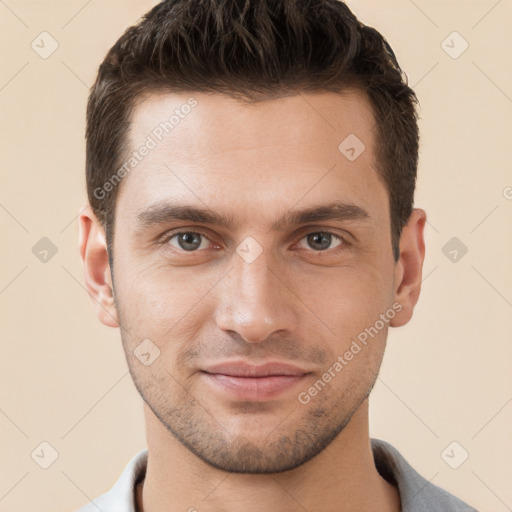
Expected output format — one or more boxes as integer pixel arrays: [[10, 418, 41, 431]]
[[78, 205, 119, 328], [390, 208, 426, 328]]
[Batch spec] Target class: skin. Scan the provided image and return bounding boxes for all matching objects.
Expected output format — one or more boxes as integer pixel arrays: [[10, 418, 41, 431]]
[[79, 89, 426, 512]]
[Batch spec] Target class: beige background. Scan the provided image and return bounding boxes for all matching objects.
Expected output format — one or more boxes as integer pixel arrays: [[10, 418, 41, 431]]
[[1, 0, 511, 511]]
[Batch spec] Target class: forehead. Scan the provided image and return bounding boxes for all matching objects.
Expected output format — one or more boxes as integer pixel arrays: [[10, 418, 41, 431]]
[[128, 89, 376, 160], [117, 89, 387, 224]]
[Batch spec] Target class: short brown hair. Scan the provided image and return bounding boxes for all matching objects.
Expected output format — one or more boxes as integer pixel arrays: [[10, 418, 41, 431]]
[[86, 0, 419, 263]]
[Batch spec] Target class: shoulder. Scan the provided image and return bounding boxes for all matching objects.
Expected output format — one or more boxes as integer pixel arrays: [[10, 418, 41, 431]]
[[371, 438, 479, 512], [73, 448, 148, 512]]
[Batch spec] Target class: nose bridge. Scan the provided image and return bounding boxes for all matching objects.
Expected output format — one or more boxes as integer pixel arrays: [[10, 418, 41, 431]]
[[215, 244, 296, 342]]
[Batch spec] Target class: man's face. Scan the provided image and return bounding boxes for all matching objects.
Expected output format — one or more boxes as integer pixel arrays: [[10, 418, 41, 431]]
[[110, 90, 400, 473]]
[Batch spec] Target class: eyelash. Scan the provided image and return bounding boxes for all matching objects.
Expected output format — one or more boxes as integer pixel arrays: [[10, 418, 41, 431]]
[[158, 229, 351, 255]]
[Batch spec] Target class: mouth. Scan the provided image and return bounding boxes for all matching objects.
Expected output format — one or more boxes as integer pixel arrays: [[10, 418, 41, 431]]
[[200, 360, 311, 401]]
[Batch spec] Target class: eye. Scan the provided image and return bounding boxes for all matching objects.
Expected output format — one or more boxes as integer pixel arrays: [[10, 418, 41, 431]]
[[296, 231, 345, 252], [159, 229, 349, 256], [166, 231, 213, 252]]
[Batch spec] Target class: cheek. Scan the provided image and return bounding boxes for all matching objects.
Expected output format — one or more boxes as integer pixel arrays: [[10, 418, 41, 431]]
[[293, 263, 393, 345], [116, 253, 174, 308], [114, 235, 394, 347], [114, 258, 222, 344]]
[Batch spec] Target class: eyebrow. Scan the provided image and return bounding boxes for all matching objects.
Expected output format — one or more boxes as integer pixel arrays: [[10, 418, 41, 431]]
[[135, 200, 371, 232]]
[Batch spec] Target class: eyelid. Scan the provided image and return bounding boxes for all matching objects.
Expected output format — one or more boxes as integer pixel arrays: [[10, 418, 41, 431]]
[[157, 228, 214, 244], [157, 229, 219, 252], [294, 226, 354, 244]]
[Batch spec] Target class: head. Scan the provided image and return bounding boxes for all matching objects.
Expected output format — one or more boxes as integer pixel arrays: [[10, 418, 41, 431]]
[[80, 0, 426, 473]]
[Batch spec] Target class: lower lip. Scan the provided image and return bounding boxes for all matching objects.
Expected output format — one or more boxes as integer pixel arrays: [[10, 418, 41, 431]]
[[201, 372, 307, 401]]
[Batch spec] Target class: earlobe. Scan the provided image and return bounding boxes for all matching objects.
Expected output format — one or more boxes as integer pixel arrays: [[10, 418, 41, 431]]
[[78, 205, 119, 328], [390, 208, 426, 328]]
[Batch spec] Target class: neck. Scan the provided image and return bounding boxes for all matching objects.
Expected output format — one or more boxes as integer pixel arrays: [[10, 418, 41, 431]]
[[136, 400, 400, 512]]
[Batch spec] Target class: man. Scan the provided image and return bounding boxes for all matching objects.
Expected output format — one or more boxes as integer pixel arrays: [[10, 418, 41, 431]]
[[77, 0, 478, 510]]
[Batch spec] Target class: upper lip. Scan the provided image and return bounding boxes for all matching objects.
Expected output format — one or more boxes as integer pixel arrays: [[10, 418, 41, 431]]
[[202, 360, 310, 377]]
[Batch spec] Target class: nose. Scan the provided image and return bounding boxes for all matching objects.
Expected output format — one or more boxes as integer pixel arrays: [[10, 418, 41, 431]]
[[214, 248, 298, 343]]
